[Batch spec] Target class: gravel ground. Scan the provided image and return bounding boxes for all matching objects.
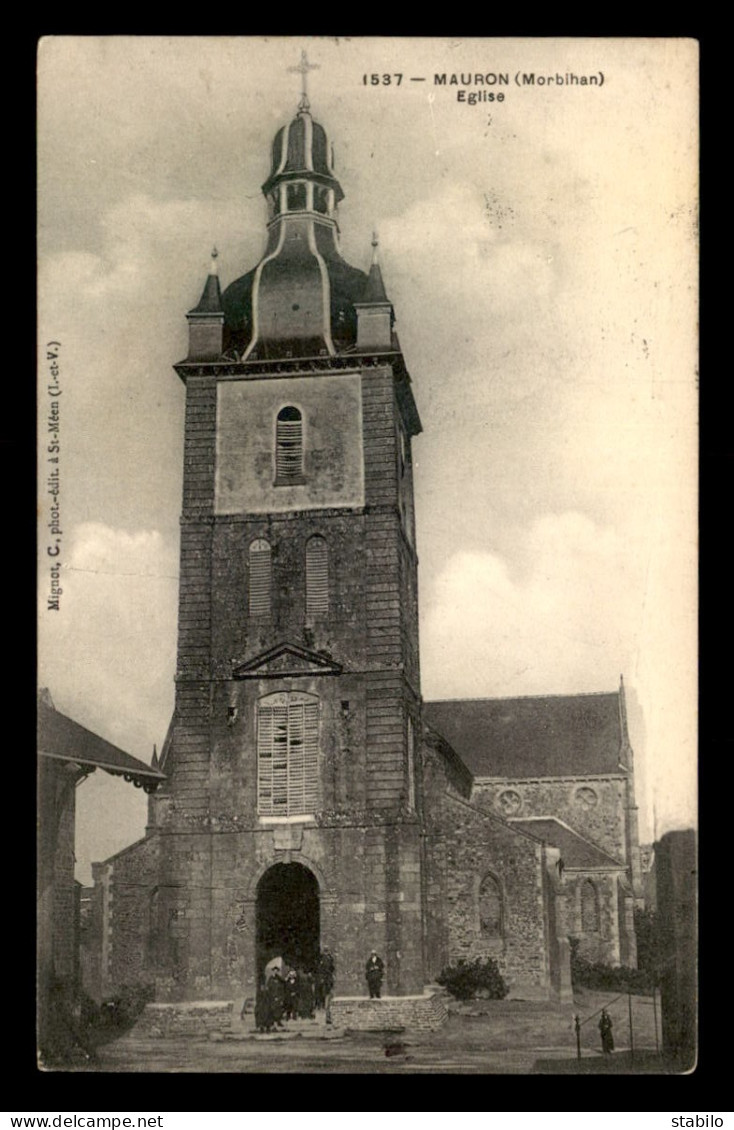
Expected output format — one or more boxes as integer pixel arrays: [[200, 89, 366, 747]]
[[61, 989, 674, 1075]]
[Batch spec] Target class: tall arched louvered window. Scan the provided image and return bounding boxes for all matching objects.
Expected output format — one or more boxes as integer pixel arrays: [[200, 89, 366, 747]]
[[406, 715, 416, 811], [275, 406, 304, 484], [479, 874, 503, 939], [580, 879, 600, 932], [248, 539, 272, 617], [257, 691, 319, 817], [306, 536, 329, 616]]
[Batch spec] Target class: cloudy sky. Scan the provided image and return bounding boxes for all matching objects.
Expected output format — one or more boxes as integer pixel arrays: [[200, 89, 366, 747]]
[[37, 37, 698, 884]]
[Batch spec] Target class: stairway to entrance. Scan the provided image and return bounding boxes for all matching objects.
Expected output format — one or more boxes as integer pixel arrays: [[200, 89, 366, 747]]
[[229, 1001, 339, 1040]]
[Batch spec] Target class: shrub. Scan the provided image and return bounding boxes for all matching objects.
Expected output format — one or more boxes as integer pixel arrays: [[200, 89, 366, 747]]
[[80, 982, 155, 1045], [436, 957, 508, 1001], [569, 937, 652, 995]]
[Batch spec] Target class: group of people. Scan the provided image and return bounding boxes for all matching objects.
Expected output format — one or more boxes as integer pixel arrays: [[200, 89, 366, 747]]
[[248, 947, 386, 1032], [249, 947, 336, 1033]]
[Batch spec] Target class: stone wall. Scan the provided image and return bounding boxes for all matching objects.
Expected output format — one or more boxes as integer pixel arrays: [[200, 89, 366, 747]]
[[421, 738, 555, 997], [563, 871, 623, 964], [472, 775, 628, 864], [331, 991, 448, 1031], [215, 373, 365, 515], [656, 829, 696, 1069], [93, 835, 160, 994], [134, 1001, 233, 1037]]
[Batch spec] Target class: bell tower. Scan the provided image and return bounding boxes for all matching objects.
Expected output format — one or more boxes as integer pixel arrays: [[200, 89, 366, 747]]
[[150, 62, 425, 1001]]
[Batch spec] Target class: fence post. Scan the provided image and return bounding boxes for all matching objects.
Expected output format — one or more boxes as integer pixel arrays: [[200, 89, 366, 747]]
[[574, 1014, 581, 1061], [652, 984, 659, 1054], [628, 991, 634, 1065]]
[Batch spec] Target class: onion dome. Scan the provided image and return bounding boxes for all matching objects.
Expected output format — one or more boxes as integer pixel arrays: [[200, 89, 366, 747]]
[[262, 109, 344, 214]]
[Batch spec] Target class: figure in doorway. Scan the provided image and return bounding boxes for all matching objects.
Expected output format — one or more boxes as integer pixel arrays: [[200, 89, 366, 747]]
[[267, 967, 286, 1028], [599, 1008, 614, 1054], [365, 949, 385, 999], [297, 968, 315, 1019], [253, 978, 274, 1033], [284, 969, 299, 1021]]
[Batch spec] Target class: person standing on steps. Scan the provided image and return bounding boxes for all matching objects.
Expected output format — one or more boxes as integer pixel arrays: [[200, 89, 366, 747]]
[[365, 949, 385, 999]]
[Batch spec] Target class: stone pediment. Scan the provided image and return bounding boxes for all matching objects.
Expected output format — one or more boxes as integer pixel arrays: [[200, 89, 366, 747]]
[[232, 642, 342, 679]]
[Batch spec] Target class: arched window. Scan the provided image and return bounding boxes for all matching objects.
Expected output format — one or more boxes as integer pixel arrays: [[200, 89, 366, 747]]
[[306, 536, 329, 616], [479, 874, 503, 939], [257, 692, 319, 817], [248, 539, 272, 616], [286, 182, 307, 211], [275, 406, 304, 484], [580, 879, 600, 932]]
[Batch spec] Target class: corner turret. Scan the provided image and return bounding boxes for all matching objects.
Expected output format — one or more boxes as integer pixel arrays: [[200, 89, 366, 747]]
[[355, 232, 394, 351], [186, 248, 224, 360]]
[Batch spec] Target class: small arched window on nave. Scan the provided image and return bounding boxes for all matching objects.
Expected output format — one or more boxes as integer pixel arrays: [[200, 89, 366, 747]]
[[248, 538, 272, 617], [479, 873, 503, 939], [580, 879, 600, 932], [275, 406, 304, 484]]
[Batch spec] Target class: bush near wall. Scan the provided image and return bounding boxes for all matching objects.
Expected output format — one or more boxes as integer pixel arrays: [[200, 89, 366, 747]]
[[81, 983, 156, 1043], [569, 937, 652, 995], [436, 958, 509, 1001]]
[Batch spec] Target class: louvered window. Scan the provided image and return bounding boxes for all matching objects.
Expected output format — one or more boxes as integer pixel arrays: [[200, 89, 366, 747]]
[[479, 874, 503, 939], [275, 406, 304, 484], [257, 692, 319, 816], [306, 536, 329, 616], [248, 539, 272, 617], [407, 715, 416, 811]]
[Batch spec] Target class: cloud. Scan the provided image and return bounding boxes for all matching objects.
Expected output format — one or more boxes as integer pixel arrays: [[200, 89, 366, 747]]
[[38, 522, 180, 885], [38, 522, 179, 755], [421, 510, 643, 700], [379, 179, 557, 323]]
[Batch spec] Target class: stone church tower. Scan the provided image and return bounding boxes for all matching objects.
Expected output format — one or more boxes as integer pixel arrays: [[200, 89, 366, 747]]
[[90, 80, 640, 1022], [147, 90, 426, 1002]]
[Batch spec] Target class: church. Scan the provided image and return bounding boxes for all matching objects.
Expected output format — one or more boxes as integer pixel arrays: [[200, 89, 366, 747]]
[[89, 72, 643, 1029]]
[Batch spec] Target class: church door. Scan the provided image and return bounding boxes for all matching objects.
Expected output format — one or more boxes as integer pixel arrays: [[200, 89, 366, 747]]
[[256, 862, 320, 977]]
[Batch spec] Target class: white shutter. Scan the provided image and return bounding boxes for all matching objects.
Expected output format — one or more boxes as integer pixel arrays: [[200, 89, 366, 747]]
[[303, 701, 319, 812], [257, 706, 274, 813], [276, 408, 303, 482], [306, 537, 329, 616], [249, 539, 271, 616], [271, 705, 288, 812], [257, 694, 320, 817]]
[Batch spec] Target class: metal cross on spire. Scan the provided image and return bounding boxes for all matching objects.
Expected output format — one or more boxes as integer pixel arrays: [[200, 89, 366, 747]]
[[288, 49, 320, 112]]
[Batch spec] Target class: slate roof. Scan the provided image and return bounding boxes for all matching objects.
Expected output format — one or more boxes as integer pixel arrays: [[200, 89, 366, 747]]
[[38, 698, 165, 786], [361, 261, 390, 304], [508, 818, 623, 869], [423, 692, 624, 779], [188, 271, 223, 315]]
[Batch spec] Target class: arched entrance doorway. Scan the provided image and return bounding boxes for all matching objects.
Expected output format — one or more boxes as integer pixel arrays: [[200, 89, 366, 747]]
[[256, 862, 320, 976]]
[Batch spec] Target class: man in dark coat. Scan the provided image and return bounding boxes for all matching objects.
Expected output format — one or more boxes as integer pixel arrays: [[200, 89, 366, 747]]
[[365, 949, 385, 999], [267, 968, 286, 1028], [297, 969, 315, 1019], [254, 979, 274, 1032], [284, 969, 299, 1021]]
